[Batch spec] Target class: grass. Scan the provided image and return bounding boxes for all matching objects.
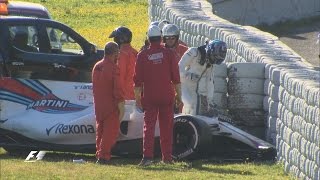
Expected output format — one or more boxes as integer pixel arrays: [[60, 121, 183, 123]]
[[0, 148, 292, 180], [2, 0, 293, 179], [25, 0, 149, 50]]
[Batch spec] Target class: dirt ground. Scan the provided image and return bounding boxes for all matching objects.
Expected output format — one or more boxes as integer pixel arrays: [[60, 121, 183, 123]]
[[259, 17, 320, 68]]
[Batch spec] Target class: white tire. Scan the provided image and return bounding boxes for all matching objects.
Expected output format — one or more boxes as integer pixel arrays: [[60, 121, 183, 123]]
[[227, 62, 265, 78], [269, 84, 281, 102], [264, 79, 270, 95], [268, 99, 279, 117], [307, 87, 320, 107], [228, 78, 265, 95], [211, 92, 227, 108], [267, 116, 277, 133], [263, 96, 270, 112], [228, 109, 266, 126], [228, 94, 264, 109], [212, 63, 227, 78], [213, 77, 227, 93]]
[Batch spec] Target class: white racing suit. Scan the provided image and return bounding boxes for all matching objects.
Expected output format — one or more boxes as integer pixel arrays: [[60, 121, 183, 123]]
[[179, 47, 217, 116]]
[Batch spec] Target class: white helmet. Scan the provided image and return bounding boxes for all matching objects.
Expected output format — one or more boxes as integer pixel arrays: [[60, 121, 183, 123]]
[[162, 24, 180, 37], [147, 25, 161, 37], [158, 19, 170, 31]]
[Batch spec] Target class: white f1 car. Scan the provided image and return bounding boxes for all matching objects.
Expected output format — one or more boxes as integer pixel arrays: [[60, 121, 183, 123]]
[[0, 78, 275, 160]]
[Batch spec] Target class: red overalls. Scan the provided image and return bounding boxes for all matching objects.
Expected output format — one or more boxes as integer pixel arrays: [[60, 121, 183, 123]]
[[165, 43, 188, 113], [172, 44, 188, 62], [92, 58, 124, 160], [134, 42, 181, 161], [118, 44, 138, 100]]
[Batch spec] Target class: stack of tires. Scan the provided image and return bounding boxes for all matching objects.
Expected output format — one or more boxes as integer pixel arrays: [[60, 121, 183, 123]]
[[211, 64, 228, 112], [197, 63, 228, 116], [263, 65, 281, 145], [227, 63, 267, 139]]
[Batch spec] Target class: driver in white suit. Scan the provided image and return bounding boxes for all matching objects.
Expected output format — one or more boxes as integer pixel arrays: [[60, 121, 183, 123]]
[[179, 39, 227, 116]]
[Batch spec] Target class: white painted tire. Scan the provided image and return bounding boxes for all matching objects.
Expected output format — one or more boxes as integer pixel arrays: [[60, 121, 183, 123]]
[[307, 87, 320, 107], [315, 147, 320, 168], [269, 83, 281, 102], [227, 62, 265, 78], [228, 94, 264, 109], [264, 79, 270, 95], [228, 77, 265, 95], [267, 116, 277, 133], [268, 99, 279, 118], [290, 132, 302, 150], [229, 109, 266, 126], [211, 92, 227, 108], [263, 96, 270, 112], [212, 64, 227, 78], [213, 77, 227, 93]]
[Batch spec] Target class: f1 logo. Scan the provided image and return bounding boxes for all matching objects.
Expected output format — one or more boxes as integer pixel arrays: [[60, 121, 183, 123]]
[[25, 151, 46, 162]]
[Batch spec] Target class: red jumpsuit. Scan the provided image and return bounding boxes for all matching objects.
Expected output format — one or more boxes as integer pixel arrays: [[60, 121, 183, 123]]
[[118, 44, 138, 100], [134, 42, 181, 161], [166, 43, 188, 113], [172, 44, 188, 62], [92, 58, 124, 160], [178, 40, 188, 48]]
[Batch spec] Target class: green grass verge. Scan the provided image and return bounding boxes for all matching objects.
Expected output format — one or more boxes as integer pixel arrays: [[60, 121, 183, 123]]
[[1, 148, 292, 180], [2, 0, 292, 179], [22, 0, 149, 50]]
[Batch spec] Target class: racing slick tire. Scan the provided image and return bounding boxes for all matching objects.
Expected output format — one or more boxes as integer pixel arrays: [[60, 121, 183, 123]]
[[3, 147, 32, 156], [172, 115, 212, 160]]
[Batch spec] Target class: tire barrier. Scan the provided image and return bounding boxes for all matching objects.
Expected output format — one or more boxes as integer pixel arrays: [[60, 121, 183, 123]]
[[227, 63, 266, 138], [227, 63, 265, 79], [149, 0, 320, 179], [228, 78, 265, 95]]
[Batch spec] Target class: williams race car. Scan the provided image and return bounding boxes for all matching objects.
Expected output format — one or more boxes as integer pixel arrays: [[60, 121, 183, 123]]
[[0, 16, 275, 161], [0, 78, 275, 160]]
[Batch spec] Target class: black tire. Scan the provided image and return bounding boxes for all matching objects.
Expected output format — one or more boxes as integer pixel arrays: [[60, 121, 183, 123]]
[[172, 115, 212, 160], [3, 147, 31, 156]]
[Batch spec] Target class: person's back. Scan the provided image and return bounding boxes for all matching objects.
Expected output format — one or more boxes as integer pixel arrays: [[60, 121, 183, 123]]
[[136, 43, 177, 105], [134, 25, 181, 166], [118, 43, 138, 99], [109, 26, 137, 100], [92, 42, 124, 165]]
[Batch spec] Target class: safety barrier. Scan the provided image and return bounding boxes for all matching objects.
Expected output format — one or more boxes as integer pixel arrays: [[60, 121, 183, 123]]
[[149, 0, 320, 179]]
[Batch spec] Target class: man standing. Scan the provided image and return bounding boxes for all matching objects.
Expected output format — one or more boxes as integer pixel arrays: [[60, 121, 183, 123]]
[[162, 24, 188, 62], [109, 26, 138, 100], [162, 24, 188, 113], [179, 40, 227, 116], [134, 25, 182, 166], [92, 42, 125, 164]]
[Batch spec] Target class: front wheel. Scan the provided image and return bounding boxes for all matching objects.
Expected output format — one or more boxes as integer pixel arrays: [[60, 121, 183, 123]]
[[172, 115, 212, 160], [3, 147, 32, 156]]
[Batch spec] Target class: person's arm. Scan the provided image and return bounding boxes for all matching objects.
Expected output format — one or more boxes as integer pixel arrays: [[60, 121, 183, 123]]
[[178, 48, 197, 77], [114, 65, 125, 121], [118, 51, 126, 92], [118, 101, 125, 121], [134, 86, 142, 110], [174, 83, 182, 107], [169, 49, 182, 107], [133, 53, 144, 111]]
